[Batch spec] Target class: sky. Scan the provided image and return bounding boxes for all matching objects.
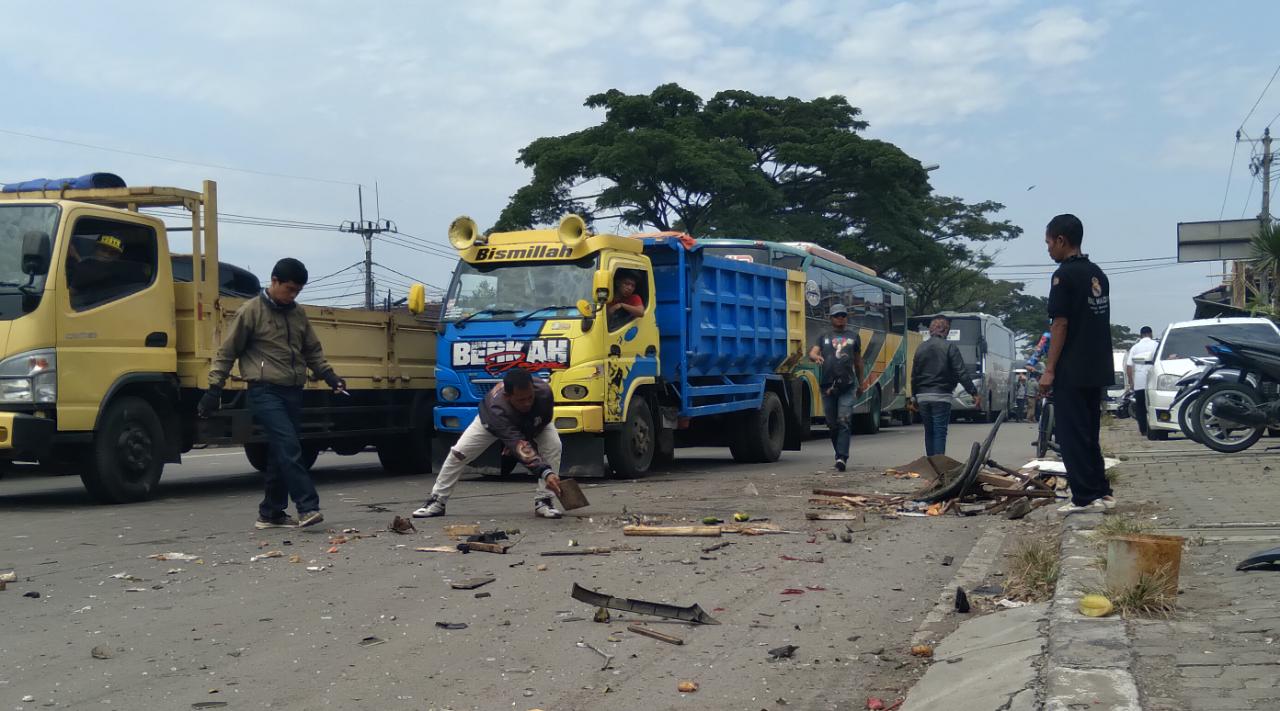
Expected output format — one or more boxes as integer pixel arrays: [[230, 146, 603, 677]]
[[3, 0, 1279, 332]]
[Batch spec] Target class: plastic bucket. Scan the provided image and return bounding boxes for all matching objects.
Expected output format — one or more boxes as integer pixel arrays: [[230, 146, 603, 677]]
[[1105, 533, 1184, 596]]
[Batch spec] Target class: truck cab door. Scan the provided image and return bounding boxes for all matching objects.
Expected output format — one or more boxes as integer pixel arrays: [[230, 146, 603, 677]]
[[55, 210, 176, 431], [602, 258, 658, 424]]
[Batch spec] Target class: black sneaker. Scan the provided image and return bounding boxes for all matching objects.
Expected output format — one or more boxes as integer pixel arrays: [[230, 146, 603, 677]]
[[296, 511, 325, 528], [835, 459, 847, 472], [255, 515, 299, 530]]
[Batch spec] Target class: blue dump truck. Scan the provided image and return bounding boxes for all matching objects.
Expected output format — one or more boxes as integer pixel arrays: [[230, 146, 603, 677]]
[[426, 216, 808, 477]]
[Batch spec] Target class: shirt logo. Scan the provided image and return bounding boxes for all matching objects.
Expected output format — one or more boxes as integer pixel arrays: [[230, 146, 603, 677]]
[[1052, 276, 1060, 286], [1091, 277, 1102, 298]]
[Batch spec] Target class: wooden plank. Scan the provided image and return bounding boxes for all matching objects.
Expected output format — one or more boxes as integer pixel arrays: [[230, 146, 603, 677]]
[[814, 488, 898, 500], [806, 511, 863, 520], [623, 525, 721, 537], [450, 577, 496, 590], [721, 522, 780, 533], [461, 542, 510, 554], [444, 524, 482, 540], [627, 624, 684, 645], [977, 472, 1021, 488], [415, 546, 460, 553], [986, 488, 1055, 498]]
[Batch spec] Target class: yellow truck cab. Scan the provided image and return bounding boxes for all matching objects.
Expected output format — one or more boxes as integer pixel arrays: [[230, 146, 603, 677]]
[[0, 178, 436, 502]]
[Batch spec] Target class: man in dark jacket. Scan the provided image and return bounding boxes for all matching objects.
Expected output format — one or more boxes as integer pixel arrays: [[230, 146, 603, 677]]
[[1041, 213, 1115, 515], [413, 368, 565, 519], [808, 303, 865, 471], [911, 317, 981, 456], [199, 258, 346, 530]]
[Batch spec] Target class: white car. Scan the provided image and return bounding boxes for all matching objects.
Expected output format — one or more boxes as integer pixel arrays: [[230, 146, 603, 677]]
[[1143, 317, 1280, 439], [1104, 350, 1127, 412]]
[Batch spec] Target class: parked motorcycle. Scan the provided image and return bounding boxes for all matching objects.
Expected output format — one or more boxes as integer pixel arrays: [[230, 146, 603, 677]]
[[1170, 337, 1280, 453]]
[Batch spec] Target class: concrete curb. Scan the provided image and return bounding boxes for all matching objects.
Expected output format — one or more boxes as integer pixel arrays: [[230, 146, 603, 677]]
[[1042, 512, 1143, 711]]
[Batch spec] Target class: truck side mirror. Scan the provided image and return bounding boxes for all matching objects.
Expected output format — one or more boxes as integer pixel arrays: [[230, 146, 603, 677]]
[[21, 231, 50, 276], [592, 270, 612, 304]]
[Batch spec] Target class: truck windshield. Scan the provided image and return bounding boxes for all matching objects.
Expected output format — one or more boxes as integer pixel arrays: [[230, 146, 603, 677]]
[[0, 205, 58, 318], [442, 254, 598, 322]]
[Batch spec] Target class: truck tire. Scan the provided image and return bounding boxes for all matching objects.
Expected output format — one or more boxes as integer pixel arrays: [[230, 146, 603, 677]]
[[331, 439, 366, 456], [606, 397, 655, 477], [81, 396, 166, 503], [852, 388, 881, 435], [245, 443, 269, 472], [652, 423, 676, 470], [734, 390, 785, 463], [796, 389, 813, 440]]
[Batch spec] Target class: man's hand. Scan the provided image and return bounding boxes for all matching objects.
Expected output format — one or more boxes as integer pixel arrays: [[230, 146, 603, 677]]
[[197, 388, 221, 419], [324, 372, 348, 394], [543, 472, 562, 497], [974, 395, 983, 410], [811, 354, 825, 365], [1039, 370, 1055, 398]]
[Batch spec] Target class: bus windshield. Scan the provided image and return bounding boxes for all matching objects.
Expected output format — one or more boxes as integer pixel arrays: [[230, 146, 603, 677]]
[[442, 255, 598, 322]]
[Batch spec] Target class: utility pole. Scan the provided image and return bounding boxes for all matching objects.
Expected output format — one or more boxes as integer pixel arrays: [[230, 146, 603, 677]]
[[1260, 127, 1273, 224], [339, 185, 396, 309]]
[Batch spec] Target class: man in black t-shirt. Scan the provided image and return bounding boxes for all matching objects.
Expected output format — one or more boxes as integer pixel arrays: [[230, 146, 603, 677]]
[[1041, 214, 1115, 515], [808, 303, 865, 471]]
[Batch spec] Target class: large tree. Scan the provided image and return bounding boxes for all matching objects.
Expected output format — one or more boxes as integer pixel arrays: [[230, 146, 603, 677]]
[[497, 84, 1022, 317]]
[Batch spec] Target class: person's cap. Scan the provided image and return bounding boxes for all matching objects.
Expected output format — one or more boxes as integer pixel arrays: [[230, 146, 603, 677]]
[[829, 303, 848, 317], [96, 235, 123, 253]]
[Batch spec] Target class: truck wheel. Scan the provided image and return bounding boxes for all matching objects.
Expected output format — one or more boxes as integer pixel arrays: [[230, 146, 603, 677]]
[[749, 391, 786, 462], [606, 398, 655, 477], [796, 389, 813, 440], [331, 439, 366, 456], [652, 423, 676, 469], [81, 396, 165, 503], [852, 388, 881, 435], [245, 443, 269, 472]]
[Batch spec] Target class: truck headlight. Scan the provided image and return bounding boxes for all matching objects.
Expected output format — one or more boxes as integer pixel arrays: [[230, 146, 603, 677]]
[[441, 385, 461, 402], [1155, 374, 1180, 391], [0, 349, 56, 404], [561, 384, 588, 400]]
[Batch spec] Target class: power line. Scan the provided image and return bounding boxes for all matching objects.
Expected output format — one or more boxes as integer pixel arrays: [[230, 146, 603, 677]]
[[308, 262, 364, 285], [0, 126, 358, 186], [1221, 134, 1242, 220], [986, 255, 1177, 270], [375, 234, 457, 260], [1240, 62, 1280, 130], [373, 262, 445, 291]]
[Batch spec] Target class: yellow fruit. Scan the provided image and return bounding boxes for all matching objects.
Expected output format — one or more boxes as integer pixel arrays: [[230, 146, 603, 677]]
[[733, 512, 750, 522], [1079, 594, 1114, 617]]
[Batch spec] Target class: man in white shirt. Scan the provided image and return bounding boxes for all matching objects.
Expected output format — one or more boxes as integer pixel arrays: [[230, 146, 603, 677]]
[[1125, 326, 1158, 436]]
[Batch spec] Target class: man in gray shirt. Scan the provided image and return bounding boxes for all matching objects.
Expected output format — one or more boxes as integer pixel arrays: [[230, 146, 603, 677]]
[[911, 316, 981, 456]]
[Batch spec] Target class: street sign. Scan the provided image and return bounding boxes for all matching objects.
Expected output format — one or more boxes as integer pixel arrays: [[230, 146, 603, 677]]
[[1177, 218, 1258, 262]]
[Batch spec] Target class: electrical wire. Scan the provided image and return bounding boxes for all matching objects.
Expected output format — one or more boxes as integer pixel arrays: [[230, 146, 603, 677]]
[[0, 126, 359, 186], [1241, 62, 1280, 130], [1220, 137, 1241, 220]]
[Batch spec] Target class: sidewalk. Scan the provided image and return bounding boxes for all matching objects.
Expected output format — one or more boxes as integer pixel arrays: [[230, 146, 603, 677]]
[[1045, 422, 1280, 711]]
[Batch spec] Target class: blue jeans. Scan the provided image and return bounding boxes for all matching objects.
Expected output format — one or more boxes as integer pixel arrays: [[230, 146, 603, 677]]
[[823, 386, 855, 461], [248, 384, 319, 518], [919, 400, 952, 457]]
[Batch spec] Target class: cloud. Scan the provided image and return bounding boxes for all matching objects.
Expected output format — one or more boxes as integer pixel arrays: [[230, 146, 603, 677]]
[[1019, 8, 1103, 67]]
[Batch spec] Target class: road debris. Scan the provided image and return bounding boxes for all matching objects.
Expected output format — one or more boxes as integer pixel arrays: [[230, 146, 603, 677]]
[[191, 702, 228, 709], [358, 636, 386, 647], [702, 516, 724, 525], [435, 622, 468, 630], [623, 524, 721, 537], [91, 645, 113, 659], [996, 599, 1030, 609], [541, 546, 636, 556], [628, 624, 684, 645], [389, 516, 417, 534], [577, 640, 615, 670], [779, 554, 824, 563], [911, 644, 934, 657], [556, 478, 590, 510], [475, 592, 491, 599], [594, 607, 611, 623], [149, 552, 200, 562], [733, 512, 751, 522], [1079, 594, 1114, 617], [571, 583, 721, 625], [1, 570, 17, 583], [677, 680, 699, 693], [536, 564, 548, 571], [1236, 546, 1280, 571], [768, 644, 798, 659], [250, 550, 284, 562], [701, 541, 734, 554], [450, 577, 495, 590], [445, 524, 482, 540], [955, 587, 971, 613], [109, 572, 143, 582], [23, 591, 40, 598], [416, 546, 461, 554], [288, 554, 302, 563]]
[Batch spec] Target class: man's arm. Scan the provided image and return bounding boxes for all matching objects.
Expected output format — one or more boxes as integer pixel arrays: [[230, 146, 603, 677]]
[[1041, 317, 1069, 393], [484, 397, 551, 475], [910, 348, 923, 396], [853, 337, 866, 394], [208, 307, 254, 389], [808, 343, 824, 364]]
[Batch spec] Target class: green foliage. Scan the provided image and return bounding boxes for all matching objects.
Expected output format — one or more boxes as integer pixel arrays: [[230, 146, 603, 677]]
[[1111, 324, 1138, 350], [498, 83, 1026, 321]]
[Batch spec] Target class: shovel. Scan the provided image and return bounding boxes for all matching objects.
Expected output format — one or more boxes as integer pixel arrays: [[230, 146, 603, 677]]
[[556, 478, 590, 510]]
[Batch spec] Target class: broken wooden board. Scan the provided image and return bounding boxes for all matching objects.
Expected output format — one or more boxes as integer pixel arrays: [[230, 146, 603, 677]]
[[444, 524, 482, 540], [450, 577, 496, 590], [623, 525, 721, 537], [627, 624, 684, 645], [415, 546, 461, 554], [460, 542, 512, 554], [721, 522, 781, 534], [806, 511, 864, 521]]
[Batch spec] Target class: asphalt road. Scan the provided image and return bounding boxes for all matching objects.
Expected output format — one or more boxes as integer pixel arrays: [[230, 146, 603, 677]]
[[0, 420, 1038, 711]]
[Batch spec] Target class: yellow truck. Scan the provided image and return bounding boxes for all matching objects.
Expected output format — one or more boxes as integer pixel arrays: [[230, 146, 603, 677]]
[[0, 179, 436, 502]]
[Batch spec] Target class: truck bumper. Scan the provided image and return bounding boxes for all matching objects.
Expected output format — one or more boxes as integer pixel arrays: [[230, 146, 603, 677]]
[[435, 405, 605, 434], [0, 412, 55, 455]]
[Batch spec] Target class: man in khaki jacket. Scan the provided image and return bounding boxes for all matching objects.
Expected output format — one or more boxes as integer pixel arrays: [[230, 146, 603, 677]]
[[199, 258, 345, 529]]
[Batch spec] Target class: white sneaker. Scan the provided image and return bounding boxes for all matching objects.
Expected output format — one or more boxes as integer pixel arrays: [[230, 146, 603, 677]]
[[1100, 496, 1117, 511], [412, 495, 446, 518], [1057, 499, 1106, 515], [534, 499, 562, 519]]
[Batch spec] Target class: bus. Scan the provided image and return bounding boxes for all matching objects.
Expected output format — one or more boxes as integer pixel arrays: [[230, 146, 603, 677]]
[[698, 239, 908, 434], [907, 312, 1016, 422]]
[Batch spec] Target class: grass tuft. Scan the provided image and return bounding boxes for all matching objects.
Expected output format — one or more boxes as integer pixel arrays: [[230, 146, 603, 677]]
[[1005, 536, 1060, 601], [1088, 565, 1178, 618]]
